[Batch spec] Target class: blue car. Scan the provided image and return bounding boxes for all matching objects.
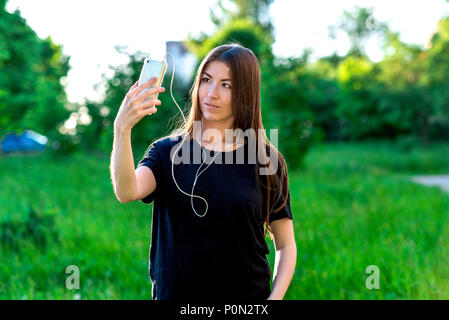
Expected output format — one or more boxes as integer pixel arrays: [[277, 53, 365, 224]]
[[1, 130, 48, 155]]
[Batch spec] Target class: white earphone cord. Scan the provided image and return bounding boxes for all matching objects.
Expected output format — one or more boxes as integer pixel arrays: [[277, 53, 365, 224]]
[[165, 52, 241, 218]]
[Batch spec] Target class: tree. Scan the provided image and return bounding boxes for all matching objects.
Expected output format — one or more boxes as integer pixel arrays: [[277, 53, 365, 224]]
[[424, 17, 449, 141], [187, 18, 274, 65], [334, 55, 378, 140], [331, 6, 387, 58], [188, 0, 275, 67], [186, 0, 320, 169], [1, 0, 7, 12], [305, 57, 341, 141], [209, 0, 274, 37], [0, 5, 73, 152], [261, 53, 324, 169]]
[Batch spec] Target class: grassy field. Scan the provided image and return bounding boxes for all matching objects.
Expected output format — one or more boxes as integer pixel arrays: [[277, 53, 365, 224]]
[[1, 140, 449, 299]]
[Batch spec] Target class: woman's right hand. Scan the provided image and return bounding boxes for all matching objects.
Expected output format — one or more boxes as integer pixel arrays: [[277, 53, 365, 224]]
[[113, 77, 165, 132]]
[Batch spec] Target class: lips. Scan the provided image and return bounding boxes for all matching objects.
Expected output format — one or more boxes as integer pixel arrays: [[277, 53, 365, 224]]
[[205, 103, 220, 108]]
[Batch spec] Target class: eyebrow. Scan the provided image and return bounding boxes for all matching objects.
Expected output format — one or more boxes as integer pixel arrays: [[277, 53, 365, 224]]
[[202, 71, 231, 82]]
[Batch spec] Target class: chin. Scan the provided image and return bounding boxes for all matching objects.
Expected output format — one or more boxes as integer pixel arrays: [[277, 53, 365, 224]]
[[201, 107, 233, 121], [203, 114, 222, 122]]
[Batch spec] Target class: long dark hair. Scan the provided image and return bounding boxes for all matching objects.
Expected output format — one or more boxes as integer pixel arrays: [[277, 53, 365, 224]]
[[168, 43, 289, 239]]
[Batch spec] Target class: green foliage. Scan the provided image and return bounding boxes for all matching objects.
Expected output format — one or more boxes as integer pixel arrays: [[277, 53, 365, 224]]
[[334, 55, 420, 141], [334, 56, 379, 139], [0, 8, 74, 152], [261, 54, 324, 169], [424, 18, 449, 139], [187, 18, 274, 65], [208, 0, 275, 37], [331, 19, 449, 143], [305, 59, 341, 141]]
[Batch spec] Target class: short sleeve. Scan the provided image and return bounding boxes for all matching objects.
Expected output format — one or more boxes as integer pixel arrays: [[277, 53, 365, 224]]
[[269, 190, 293, 224], [137, 141, 163, 204]]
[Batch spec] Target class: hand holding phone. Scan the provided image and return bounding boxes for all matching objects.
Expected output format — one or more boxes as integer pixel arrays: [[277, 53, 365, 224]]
[[138, 57, 167, 100], [113, 57, 167, 132]]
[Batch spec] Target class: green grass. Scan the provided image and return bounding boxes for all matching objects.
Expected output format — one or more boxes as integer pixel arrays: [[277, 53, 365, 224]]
[[1, 140, 449, 299], [285, 140, 449, 299]]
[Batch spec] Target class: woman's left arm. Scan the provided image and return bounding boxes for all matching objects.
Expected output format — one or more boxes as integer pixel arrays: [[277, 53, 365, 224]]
[[267, 218, 297, 300]]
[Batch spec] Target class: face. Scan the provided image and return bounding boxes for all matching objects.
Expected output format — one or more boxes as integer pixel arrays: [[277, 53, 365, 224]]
[[198, 60, 233, 126]]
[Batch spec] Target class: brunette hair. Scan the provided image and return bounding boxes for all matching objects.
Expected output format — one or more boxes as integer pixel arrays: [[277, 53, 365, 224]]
[[168, 43, 289, 239]]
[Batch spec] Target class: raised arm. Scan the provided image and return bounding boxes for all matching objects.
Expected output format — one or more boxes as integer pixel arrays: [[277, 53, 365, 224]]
[[110, 78, 165, 203]]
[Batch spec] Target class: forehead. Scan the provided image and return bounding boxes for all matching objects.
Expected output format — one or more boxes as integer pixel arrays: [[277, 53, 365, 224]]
[[203, 61, 231, 77]]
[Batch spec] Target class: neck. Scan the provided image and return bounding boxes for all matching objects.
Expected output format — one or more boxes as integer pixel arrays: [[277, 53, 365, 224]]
[[199, 118, 235, 144]]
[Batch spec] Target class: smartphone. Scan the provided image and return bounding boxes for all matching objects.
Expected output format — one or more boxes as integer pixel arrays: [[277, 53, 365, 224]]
[[137, 57, 167, 100]]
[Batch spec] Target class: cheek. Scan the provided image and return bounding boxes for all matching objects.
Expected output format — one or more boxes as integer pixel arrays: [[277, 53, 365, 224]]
[[224, 92, 232, 108], [198, 86, 207, 102]]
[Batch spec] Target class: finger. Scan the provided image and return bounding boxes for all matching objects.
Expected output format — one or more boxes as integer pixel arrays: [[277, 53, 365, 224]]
[[129, 77, 158, 97], [142, 106, 158, 116], [137, 86, 165, 101], [141, 98, 161, 109], [147, 107, 157, 115], [125, 82, 139, 96], [141, 76, 159, 87]]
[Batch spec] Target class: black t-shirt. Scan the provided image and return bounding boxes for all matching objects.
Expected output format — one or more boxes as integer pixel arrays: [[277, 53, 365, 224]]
[[137, 134, 293, 301]]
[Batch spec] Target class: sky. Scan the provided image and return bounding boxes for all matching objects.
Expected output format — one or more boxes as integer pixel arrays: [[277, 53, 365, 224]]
[[6, 0, 449, 105]]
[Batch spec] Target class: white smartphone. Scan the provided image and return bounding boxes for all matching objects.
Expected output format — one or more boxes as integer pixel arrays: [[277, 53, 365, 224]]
[[137, 56, 167, 100]]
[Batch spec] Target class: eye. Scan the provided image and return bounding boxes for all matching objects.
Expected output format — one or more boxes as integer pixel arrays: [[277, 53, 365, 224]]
[[201, 77, 210, 83], [222, 83, 231, 89]]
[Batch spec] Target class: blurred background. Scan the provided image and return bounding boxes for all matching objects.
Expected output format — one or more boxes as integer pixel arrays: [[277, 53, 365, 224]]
[[1, 0, 449, 299]]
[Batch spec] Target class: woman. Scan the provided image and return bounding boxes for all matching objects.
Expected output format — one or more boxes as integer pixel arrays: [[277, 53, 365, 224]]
[[111, 43, 296, 301]]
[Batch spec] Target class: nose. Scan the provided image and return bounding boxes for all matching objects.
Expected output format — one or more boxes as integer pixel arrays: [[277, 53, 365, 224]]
[[207, 82, 219, 98]]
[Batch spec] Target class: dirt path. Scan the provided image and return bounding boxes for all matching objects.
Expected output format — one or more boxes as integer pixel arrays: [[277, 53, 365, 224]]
[[412, 175, 449, 193]]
